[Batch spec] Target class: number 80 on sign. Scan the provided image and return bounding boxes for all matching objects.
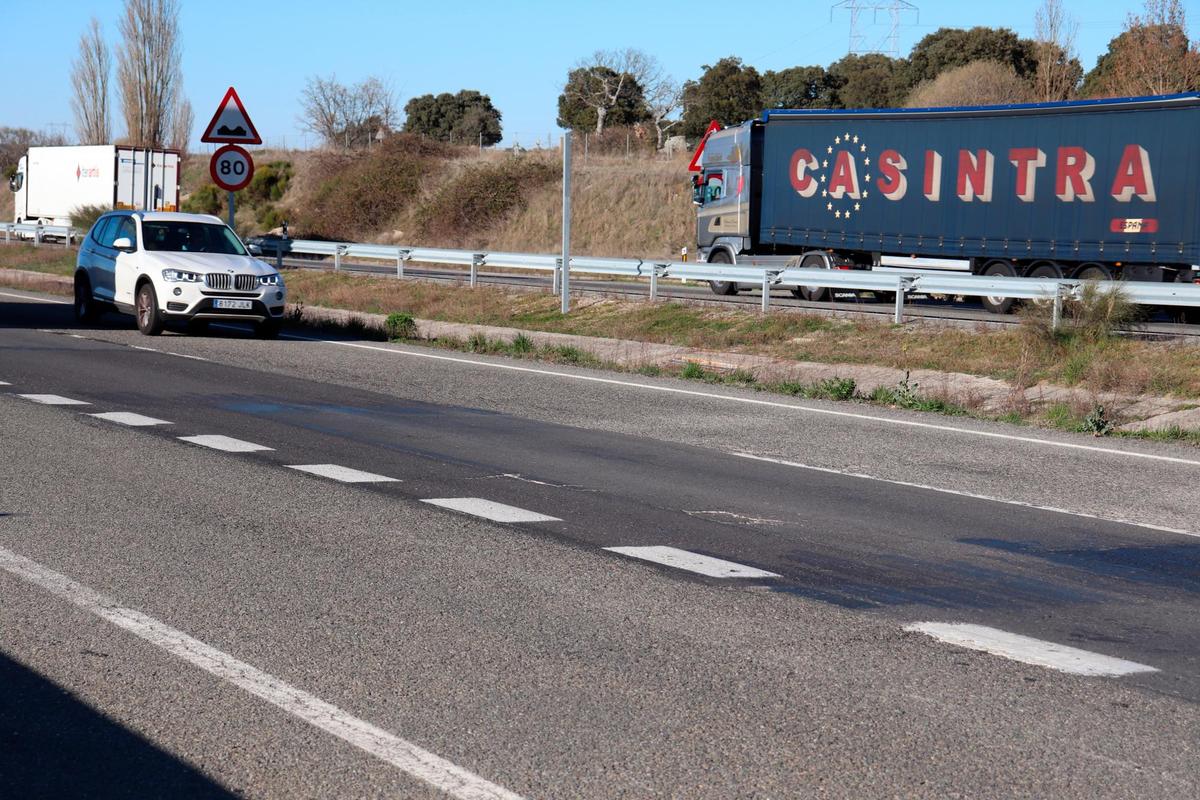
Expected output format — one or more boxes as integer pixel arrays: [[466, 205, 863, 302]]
[[209, 144, 255, 192]]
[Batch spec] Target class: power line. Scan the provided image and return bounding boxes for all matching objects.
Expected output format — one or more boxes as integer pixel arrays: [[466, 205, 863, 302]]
[[831, 1, 919, 58]]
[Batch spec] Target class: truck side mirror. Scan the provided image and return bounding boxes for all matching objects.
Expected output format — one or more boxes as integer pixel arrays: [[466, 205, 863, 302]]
[[691, 175, 704, 206], [8, 173, 22, 192], [112, 236, 134, 252]]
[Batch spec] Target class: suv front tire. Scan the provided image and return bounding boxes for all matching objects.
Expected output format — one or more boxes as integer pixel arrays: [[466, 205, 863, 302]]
[[135, 282, 165, 335]]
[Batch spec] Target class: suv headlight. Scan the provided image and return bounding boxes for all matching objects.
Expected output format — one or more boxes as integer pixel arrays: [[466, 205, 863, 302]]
[[258, 272, 282, 286], [162, 268, 201, 282]]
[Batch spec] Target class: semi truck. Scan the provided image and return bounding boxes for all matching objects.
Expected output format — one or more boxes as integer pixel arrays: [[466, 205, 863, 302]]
[[691, 93, 1200, 313], [8, 145, 180, 231]]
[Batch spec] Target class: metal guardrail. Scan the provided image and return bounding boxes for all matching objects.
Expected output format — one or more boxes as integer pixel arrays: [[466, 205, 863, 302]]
[[249, 237, 1200, 326], [2, 222, 76, 247]]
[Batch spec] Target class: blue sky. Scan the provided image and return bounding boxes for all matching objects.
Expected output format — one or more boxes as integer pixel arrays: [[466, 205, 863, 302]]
[[4, 0, 1190, 150]]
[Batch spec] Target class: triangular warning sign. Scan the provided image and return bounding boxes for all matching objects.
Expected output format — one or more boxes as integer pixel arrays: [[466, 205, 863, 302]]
[[200, 87, 262, 145]]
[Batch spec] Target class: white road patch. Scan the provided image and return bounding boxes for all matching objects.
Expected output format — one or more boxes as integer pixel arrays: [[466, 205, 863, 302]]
[[684, 510, 788, 527], [178, 434, 274, 453], [0, 545, 525, 800], [89, 411, 172, 427], [16, 393, 90, 406], [0, 381, 9, 386], [277, 332, 1200, 469], [733, 451, 1200, 540], [286, 464, 399, 483], [421, 498, 560, 523], [603, 546, 780, 579], [904, 622, 1158, 677]]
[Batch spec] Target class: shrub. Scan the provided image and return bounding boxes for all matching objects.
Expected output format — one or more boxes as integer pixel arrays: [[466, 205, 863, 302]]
[[70, 204, 109, 231], [415, 157, 558, 243], [510, 332, 533, 353], [244, 161, 293, 204], [812, 377, 857, 401], [680, 361, 707, 380], [1082, 404, 1113, 436], [384, 311, 417, 340], [183, 184, 222, 216]]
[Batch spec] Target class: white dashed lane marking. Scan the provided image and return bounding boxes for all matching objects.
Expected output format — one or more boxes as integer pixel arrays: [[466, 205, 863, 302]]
[[89, 411, 172, 427], [904, 622, 1159, 677], [0, 381, 10, 386], [286, 464, 399, 483], [178, 435, 274, 453], [16, 394, 90, 406], [603, 546, 780, 579], [0, 545, 526, 800], [421, 498, 561, 523]]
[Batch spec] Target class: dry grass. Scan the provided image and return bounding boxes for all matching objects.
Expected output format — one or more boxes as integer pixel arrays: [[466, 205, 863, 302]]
[[282, 270, 1200, 399], [0, 243, 77, 276]]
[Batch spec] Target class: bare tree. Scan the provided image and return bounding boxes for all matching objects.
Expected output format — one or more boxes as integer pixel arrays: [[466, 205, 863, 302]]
[[906, 61, 1034, 108], [116, 0, 183, 148], [566, 48, 655, 135], [70, 18, 111, 145], [1033, 0, 1082, 101], [645, 76, 683, 150], [169, 97, 193, 153], [299, 74, 399, 149], [1110, 0, 1200, 95]]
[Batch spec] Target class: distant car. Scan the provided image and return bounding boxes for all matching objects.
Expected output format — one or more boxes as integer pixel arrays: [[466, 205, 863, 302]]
[[74, 211, 286, 337]]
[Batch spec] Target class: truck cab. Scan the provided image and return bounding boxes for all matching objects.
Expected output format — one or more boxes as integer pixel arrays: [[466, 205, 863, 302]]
[[8, 155, 26, 223], [692, 122, 758, 265]]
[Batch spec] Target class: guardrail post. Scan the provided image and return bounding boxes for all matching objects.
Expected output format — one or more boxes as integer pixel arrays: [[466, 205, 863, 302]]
[[397, 250, 410, 279], [4, 225, 10, 243], [553, 257, 561, 294], [1052, 285, 1064, 331], [34, 226, 42, 247], [761, 274, 771, 314], [64, 228, 73, 248], [650, 265, 660, 301], [470, 254, 482, 288], [334, 245, 344, 271], [894, 277, 912, 324], [275, 245, 284, 272]]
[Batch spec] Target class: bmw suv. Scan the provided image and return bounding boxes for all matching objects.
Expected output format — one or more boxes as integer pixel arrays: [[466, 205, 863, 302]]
[[74, 211, 286, 337]]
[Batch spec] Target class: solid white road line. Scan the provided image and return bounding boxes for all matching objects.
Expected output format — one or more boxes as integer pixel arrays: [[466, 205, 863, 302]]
[[178, 434, 274, 453], [286, 464, 400, 483], [904, 622, 1158, 677], [420, 498, 561, 523], [603, 546, 780, 579], [89, 411, 172, 427], [0, 381, 10, 385], [0, 545, 525, 800], [733, 451, 1200, 540], [0, 290, 70, 304], [15, 393, 90, 406], [276, 332, 1200, 469]]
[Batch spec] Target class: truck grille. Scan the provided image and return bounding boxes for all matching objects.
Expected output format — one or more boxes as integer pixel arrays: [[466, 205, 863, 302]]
[[205, 273, 258, 291]]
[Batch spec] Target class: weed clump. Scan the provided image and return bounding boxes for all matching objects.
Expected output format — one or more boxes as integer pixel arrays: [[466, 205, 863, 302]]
[[385, 311, 417, 340]]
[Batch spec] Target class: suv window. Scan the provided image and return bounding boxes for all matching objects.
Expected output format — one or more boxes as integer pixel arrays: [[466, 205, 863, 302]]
[[142, 221, 247, 255], [111, 216, 138, 250], [92, 216, 119, 247]]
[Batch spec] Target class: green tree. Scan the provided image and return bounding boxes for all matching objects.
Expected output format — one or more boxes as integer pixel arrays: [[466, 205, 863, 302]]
[[828, 54, 909, 109], [680, 57, 763, 137], [403, 90, 503, 146], [907, 27, 1038, 86], [557, 65, 648, 132], [762, 66, 835, 109]]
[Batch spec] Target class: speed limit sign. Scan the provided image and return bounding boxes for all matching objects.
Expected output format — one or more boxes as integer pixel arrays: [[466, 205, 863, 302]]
[[209, 144, 254, 192]]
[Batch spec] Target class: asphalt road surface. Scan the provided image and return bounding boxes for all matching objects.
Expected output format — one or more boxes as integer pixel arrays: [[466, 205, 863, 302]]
[[2, 286, 1198, 798]]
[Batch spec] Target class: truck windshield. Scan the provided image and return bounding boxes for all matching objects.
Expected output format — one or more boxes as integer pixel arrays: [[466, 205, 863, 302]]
[[141, 221, 247, 255]]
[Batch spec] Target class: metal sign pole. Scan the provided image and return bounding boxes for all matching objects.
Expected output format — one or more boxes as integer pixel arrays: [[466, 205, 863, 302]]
[[228, 191, 235, 229], [561, 134, 572, 314]]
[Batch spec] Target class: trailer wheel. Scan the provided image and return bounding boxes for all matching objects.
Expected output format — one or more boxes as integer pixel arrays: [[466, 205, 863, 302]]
[[980, 260, 1018, 314], [1027, 262, 1063, 280], [706, 250, 739, 296], [790, 254, 830, 302], [1074, 263, 1114, 282]]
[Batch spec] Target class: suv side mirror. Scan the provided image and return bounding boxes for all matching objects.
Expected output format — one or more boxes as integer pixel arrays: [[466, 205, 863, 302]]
[[112, 236, 134, 252], [247, 243, 263, 256]]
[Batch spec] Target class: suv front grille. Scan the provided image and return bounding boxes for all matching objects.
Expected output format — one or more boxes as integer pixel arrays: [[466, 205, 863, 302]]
[[205, 273, 259, 291]]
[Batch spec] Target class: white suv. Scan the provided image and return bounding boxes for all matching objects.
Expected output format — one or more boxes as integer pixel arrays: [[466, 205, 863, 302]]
[[74, 211, 287, 337]]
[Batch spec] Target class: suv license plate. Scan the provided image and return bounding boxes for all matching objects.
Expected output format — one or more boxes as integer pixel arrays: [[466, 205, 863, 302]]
[[213, 299, 253, 310]]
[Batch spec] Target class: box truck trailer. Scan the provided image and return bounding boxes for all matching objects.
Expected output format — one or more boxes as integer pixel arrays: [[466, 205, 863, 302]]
[[8, 145, 180, 231], [692, 93, 1200, 313]]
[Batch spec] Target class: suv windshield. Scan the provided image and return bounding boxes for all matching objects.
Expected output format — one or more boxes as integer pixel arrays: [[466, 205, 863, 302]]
[[142, 221, 247, 255]]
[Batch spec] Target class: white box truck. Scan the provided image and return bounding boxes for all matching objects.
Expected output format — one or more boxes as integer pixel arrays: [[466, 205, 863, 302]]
[[8, 145, 180, 228]]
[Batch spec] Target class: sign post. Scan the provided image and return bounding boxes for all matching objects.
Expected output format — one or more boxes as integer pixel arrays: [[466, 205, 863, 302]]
[[561, 134, 572, 314], [200, 87, 262, 231]]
